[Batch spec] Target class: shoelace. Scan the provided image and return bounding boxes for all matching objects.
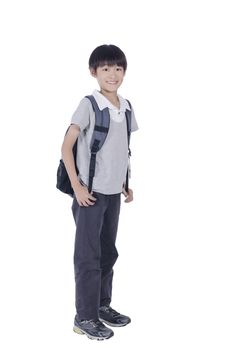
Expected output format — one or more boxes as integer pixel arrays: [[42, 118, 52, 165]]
[[87, 319, 105, 328], [101, 306, 120, 317]]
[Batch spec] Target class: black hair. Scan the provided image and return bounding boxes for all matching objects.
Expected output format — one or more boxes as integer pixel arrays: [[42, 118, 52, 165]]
[[89, 44, 127, 72]]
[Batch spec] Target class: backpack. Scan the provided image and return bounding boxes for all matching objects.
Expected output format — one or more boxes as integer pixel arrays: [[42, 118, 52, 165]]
[[56, 95, 132, 196]]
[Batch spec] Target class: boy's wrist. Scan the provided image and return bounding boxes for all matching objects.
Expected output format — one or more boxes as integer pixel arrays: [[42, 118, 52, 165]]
[[72, 179, 83, 192]]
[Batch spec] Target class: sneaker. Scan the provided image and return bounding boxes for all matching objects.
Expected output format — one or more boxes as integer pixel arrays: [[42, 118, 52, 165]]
[[73, 319, 114, 340], [99, 306, 131, 327]]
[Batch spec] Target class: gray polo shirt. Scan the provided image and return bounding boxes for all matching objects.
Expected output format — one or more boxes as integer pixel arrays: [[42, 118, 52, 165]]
[[71, 90, 138, 195]]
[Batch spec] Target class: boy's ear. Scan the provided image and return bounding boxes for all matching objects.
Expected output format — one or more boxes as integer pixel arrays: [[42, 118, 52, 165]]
[[90, 68, 97, 77]]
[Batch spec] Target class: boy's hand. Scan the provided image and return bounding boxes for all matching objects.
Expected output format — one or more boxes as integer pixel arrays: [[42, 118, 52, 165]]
[[122, 188, 133, 203], [74, 184, 97, 207]]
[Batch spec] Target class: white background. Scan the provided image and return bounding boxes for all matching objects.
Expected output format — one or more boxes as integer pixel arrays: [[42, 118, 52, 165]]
[[0, 0, 232, 349]]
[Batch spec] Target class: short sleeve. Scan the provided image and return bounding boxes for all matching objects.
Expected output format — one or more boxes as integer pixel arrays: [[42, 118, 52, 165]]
[[130, 106, 139, 132], [71, 97, 91, 131]]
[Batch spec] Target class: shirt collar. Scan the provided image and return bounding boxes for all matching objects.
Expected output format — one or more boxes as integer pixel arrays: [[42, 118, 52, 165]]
[[92, 89, 131, 112]]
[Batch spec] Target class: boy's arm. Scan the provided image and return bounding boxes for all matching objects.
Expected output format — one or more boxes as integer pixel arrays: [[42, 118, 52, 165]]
[[61, 124, 82, 191], [61, 124, 96, 206]]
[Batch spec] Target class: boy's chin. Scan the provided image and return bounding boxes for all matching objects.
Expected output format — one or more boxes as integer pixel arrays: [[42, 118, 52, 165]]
[[102, 85, 119, 93]]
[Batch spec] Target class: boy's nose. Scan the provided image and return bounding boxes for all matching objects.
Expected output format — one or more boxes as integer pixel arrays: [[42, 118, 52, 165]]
[[109, 71, 116, 78]]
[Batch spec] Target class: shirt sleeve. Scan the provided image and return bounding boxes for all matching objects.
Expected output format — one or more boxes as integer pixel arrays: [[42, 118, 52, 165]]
[[70, 97, 91, 131], [130, 106, 139, 132]]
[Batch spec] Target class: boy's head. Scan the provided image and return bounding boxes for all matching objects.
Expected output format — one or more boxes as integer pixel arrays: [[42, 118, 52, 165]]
[[89, 44, 127, 72], [89, 45, 127, 93]]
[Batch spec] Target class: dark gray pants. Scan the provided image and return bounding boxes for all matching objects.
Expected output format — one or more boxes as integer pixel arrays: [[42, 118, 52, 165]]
[[71, 192, 121, 321]]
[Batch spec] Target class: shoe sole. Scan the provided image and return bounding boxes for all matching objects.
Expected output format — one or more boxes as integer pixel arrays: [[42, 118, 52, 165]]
[[73, 326, 113, 341], [99, 318, 131, 327]]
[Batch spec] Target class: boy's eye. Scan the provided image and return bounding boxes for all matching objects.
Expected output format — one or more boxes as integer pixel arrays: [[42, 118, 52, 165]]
[[101, 66, 122, 71]]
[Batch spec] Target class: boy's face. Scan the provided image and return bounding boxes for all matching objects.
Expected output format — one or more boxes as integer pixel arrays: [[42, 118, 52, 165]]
[[90, 64, 125, 93]]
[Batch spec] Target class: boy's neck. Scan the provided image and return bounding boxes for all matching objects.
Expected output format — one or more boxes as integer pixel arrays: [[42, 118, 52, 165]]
[[99, 89, 120, 109]]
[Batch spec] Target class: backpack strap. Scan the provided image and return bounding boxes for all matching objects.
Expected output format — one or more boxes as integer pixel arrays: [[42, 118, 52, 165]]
[[85, 95, 110, 193], [125, 100, 132, 193]]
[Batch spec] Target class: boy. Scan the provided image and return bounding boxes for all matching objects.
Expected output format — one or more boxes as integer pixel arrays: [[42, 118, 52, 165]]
[[61, 44, 138, 340]]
